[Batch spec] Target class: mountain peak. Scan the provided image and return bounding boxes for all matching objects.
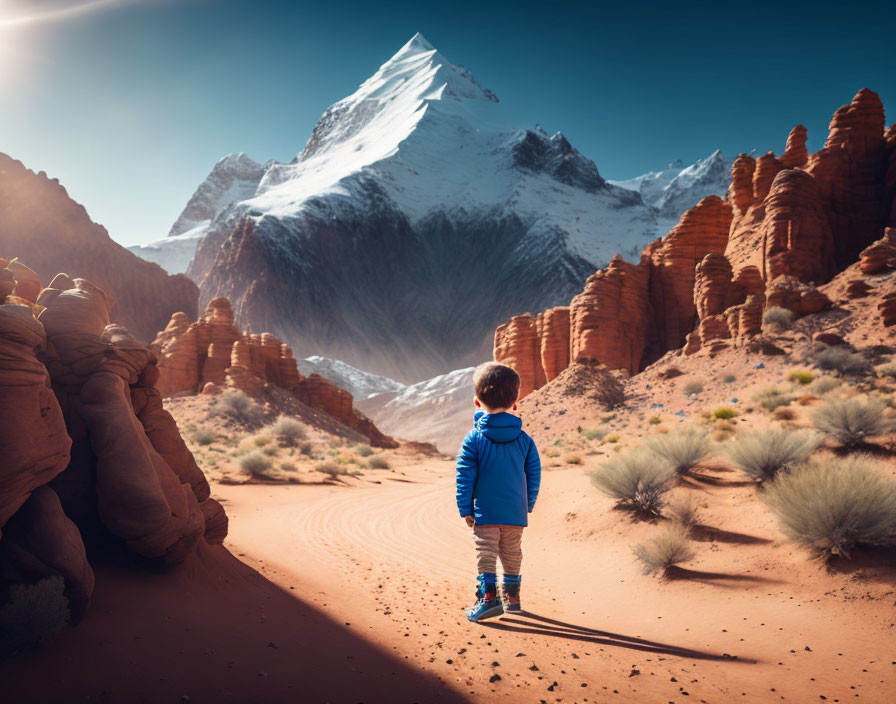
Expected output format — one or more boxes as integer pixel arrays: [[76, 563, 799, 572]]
[[397, 32, 436, 57]]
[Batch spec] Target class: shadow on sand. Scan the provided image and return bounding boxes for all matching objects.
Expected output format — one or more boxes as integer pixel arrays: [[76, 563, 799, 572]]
[[480, 611, 757, 663]]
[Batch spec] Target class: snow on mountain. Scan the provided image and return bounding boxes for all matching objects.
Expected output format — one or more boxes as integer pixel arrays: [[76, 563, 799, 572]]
[[172, 33, 661, 381], [609, 150, 734, 233], [297, 355, 405, 399], [128, 153, 267, 273], [356, 367, 474, 454]]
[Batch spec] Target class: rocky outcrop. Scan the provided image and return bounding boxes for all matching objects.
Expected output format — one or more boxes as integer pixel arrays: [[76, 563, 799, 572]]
[[765, 276, 832, 316], [493, 314, 545, 397], [879, 292, 896, 327], [780, 125, 809, 168], [0, 154, 198, 342], [537, 307, 570, 384], [859, 227, 896, 274], [1, 261, 225, 627], [153, 300, 397, 448], [846, 279, 873, 299]]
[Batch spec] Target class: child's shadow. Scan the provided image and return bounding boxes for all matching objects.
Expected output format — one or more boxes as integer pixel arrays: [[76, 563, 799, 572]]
[[479, 611, 757, 663]]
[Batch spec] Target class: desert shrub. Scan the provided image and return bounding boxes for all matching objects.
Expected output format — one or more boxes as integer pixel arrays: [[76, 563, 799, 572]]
[[238, 450, 274, 477], [788, 370, 815, 386], [763, 455, 896, 559], [723, 374, 737, 384], [253, 434, 270, 446], [210, 390, 263, 425], [648, 415, 662, 426], [763, 306, 795, 330], [632, 526, 695, 575], [877, 363, 896, 379], [644, 428, 711, 476], [667, 497, 702, 529], [812, 346, 872, 377], [191, 427, 216, 445], [279, 461, 297, 472], [712, 407, 738, 420], [357, 445, 374, 457], [367, 456, 391, 470], [796, 395, 817, 406], [712, 420, 737, 442], [724, 428, 820, 482], [773, 406, 797, 421], [682, 380, 704, 396], [317, 461, 348, 479], [299, 442, 314, 456], [263, 445, 279, 456], [0, 576, 70, 654], [754, 387, 794, 412], [590, 450, 675, 516], [564, 454, 582, 465], [809, 375, 840, 395], [810, 397, 892, 448], [606, 433, 620, 443], [581, 426, 609, 441], [270, 416, 307, 445]]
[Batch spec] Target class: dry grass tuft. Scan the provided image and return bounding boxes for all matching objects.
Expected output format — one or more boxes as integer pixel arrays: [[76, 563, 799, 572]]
[[644, 428, 712, 476], [632, 526, 696, 575], [724, 428, 820, 482], [590, 450, 675, 516], [810, 397, 892, 448]]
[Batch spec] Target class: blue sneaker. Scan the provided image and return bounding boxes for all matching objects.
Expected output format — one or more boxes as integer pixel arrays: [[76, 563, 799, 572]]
[[465, 573, 503, 622], [503, 574, 522, 612]]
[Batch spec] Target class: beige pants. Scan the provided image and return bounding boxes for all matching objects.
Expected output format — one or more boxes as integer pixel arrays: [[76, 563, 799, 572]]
[[473, 524, 524, 575]]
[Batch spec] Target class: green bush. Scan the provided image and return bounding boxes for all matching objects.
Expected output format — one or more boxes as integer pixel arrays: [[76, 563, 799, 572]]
[[812, 346, 872, 376], [632, 526, 695, 575], [810, 397, 892, 448], [317, 461, 348, 479], [712, 407, 738, 420], [191, 427, 216, 445], [357, 445, 374, 457], [590, 450, 675, 516], [763, 306, 795, 330], [238, 450, 274, 477], [644, 428, 711, 476], [210, 390, 263, 425], [724, 428, 820, 482], [367, 456, 391, 470], [606, 433, 620, 443], [763, 455, 896, 559], [788, 370, 815, 386], [0, 576, 70, 654], [269, 416, 307, 445], [682, 380, 704, 396], [754, 387, 794, 411]]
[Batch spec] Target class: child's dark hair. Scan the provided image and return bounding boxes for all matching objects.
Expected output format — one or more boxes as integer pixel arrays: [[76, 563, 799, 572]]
[[473, 362, 520, 410]]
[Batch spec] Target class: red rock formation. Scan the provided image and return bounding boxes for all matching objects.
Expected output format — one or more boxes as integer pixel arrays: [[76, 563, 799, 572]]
[[886, 124, 896, 225], [780, 125, 809, 168], [536, 307, 570, 383], [694, 254, 739, 319], [859, 227, 896, 274], [729, 154, 756, 215], [846, 279, 873, 299], [879, 293, 896, 327], [0, 153, 198, 341], [494, 314, 545, 397], [765, 276, 832, 316], [762, 169, 836, 283], [570, 255, 651, 375], [753, 152, 784, 203]]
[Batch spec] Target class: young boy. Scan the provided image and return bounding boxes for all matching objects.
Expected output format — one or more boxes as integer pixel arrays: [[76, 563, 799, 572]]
[[456, 362, 541, 622]]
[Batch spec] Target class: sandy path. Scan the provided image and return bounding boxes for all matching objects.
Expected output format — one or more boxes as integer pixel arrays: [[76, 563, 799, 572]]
[[216, 460, 893, 704]]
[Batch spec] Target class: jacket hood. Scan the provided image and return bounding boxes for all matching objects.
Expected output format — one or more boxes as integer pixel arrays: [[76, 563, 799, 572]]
[[474, 411, 523, 444]]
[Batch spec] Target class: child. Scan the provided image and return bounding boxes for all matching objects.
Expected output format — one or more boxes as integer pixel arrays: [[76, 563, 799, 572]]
[[455, 362, 541, 622]]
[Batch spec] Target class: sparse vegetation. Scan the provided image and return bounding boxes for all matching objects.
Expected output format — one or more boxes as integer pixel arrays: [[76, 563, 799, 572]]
[[263, 445, 279, 456], [581, 426, 609, 442], [238, 450, 275, 477], [763, 306, 795, 330], [712, 407, 738, 420], [191, 427, 216, 445], [300, 442, 314, 456], [876, 363, 896, 379], [269, 416, 307, 445], [788, 370, 815, 386], [712, 420, 738, 442], [809, 375, 840, 395], [810, 397, 892, 448], [317, 461, 348, 479], [683, 380, 704, 396], [644, 428, 711, 476], [755, 387, 795, 412], [590, 450, 675, 516], [763, 455, 896, 559], [648, 415, 662, 425], [667, 496, 702, 530], [357, 445, 374, 457], [606, 433, 620, 443], [367, 456, 391, 470], [773, 406, 797, 421], [0, 576, 70, 654], [253, 434, 271, 446], [723, 374, 737, 384], [632, 526, 695, 575], [724, 428, 820, 482], [564, 454, 582, 465], [210, 390, 264, 425], [279, 461, 297, 473], [812, 345, 872, 377]]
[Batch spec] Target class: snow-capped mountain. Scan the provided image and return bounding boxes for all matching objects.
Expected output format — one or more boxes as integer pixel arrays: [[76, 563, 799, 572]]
[[297, 355, 405, 399], [153, 33, 662, 381], [609, 150, 734, 233], [127, 153, 267, 273], [356, 367, 474, 454]]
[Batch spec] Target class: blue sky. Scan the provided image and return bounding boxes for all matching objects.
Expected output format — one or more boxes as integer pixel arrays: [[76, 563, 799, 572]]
[[1, 0, 893, 246]]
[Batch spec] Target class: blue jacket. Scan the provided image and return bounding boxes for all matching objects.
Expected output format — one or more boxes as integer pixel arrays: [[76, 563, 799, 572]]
[[455, 411, 541, 526]]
